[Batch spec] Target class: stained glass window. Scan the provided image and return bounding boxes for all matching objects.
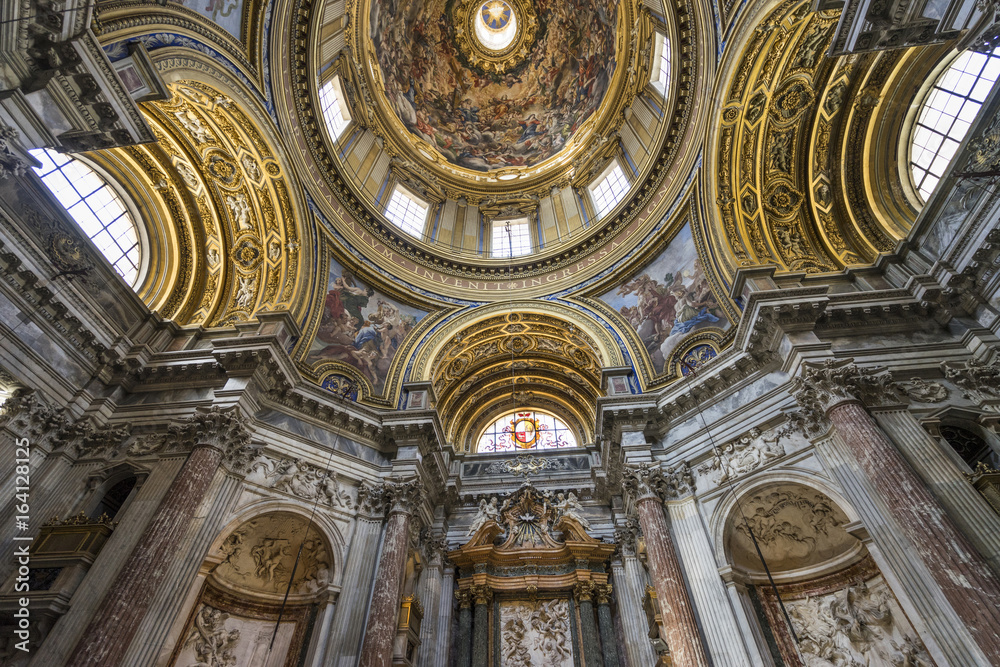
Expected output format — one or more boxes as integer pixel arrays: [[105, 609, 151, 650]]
[[476, 410, 578, 452], [30, 148, 141, 286]]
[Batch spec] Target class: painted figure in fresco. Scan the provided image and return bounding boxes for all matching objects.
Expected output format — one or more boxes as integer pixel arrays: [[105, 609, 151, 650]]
[[369, 0, 618, 171], [308, 266, 424, 393], [607, 236, 726, 373]]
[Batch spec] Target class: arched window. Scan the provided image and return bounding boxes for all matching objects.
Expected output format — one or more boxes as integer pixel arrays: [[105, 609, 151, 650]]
[[91, 476, 138, 520], [940, 425, 1000, 470], [476, 410, 578, 452], [29, 148, 142, 286], [910, 46, 1000, 201]]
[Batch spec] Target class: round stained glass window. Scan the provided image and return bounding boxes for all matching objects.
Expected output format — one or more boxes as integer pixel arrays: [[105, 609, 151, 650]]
[[475, 0, 517, 52]]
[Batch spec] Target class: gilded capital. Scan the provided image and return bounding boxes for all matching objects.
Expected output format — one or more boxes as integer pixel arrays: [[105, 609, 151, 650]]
[[455, 588, 475, 608], [573, 581, 596, 602], [470, 584, 493, 605], [594, 583, 614, 605]]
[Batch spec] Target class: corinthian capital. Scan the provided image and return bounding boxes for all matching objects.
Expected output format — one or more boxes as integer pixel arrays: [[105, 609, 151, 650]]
[[943, 358, 1000, 403], [172, 407, 251, 453], [791, 359, 901, 430], [384, 478, 424, 516], [622, 463, 666, 504]]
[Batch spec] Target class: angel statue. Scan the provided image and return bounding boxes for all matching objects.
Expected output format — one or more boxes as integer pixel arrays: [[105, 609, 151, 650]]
[[554, 492, 591, 529], [468, 496, 501, 535]]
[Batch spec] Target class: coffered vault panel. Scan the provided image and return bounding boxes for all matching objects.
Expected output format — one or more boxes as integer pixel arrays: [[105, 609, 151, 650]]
[[707, 0, 927, 283]]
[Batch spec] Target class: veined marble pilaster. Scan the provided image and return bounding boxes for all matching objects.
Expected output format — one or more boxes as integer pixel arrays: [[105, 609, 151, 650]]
[[612, 517, 659, 667], [622, 464, 709, 667], [415, 536, 446, 667], [666, 494, 753, 667], [63, 408, 250, 667], [872, 405, 1000, 577], [794, 359, 1000, 664], [359, 479, 423, 667], [327, 483, 389, 667], [432, 564, 455, 667]]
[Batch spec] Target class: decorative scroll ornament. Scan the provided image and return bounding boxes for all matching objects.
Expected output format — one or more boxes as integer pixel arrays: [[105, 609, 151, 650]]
[[357, 481, 388, 517], [791, 359, 902, 432], [486, 454, 554, 478], [942, 358, 1000, 403], [900, 378, 949, 403], [614, 516, 641, 557]]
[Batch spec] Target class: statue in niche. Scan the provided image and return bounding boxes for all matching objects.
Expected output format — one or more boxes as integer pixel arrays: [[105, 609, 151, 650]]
[[553, 492, 590, 529], [184, 605, 240, 667], [468, 496, 501, 535]]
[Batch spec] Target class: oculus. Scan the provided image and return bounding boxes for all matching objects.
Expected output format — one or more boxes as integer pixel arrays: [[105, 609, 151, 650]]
[[476, 1, 517, 51]]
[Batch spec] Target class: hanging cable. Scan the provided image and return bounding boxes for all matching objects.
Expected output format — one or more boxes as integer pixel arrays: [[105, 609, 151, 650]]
[[678, 358, 800, 645], [267, 384, 350, 653]]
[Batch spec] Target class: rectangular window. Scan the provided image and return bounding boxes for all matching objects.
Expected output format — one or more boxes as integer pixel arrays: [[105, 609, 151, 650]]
[[589, 160, 630, 218], [491, 218, 532, 258], [319, 76, 352, 141], [385, 185, 429, 237], [651, 33, 671, 93]]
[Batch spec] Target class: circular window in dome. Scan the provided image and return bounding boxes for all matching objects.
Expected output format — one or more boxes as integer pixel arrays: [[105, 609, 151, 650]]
[[475, 0, 517, 51]]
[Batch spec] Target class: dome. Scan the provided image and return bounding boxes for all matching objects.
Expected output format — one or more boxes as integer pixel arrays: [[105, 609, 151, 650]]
[[369, 0, 618, 174]]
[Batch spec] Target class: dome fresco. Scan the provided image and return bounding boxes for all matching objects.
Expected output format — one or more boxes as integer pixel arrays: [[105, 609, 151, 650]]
[[369, 0, 618, 172]]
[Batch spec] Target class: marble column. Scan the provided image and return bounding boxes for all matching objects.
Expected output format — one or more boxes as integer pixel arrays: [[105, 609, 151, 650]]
[[326, 484, 387, 667], [794, 360, 1000, 663], [454, 589, 474, 667], [575, 582, 604, 667], [432, 564, 455, 667], [872, 404, 1000, 575], [666, 495, 754, 667], [359, 479, 424, 667], [471, 584, 491, 667], [594, 584, 620, 667], [622, 464, 709, 667], [64, 408, 249, 667]]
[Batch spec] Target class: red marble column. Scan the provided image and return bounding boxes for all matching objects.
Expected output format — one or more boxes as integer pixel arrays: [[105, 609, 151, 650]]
[[794, 359, 1000, 663], [624, 465, 709, 667], [828, 400, 1000, 661], [65, 409, 247, 667], [360, 480, 423, 667]]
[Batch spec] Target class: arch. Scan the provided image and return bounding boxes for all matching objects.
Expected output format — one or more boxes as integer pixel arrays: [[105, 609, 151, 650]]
[[709, 469, 862, 570], [206, 500, 349, 590]]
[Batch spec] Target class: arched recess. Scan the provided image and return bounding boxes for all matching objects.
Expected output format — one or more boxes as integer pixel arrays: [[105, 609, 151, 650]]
[[715, 478, 933, 666], [413, 302, 618, 451], [705, 0, 935, 283], [169, 510, 339, 666], [80, 60, 311, 326]]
